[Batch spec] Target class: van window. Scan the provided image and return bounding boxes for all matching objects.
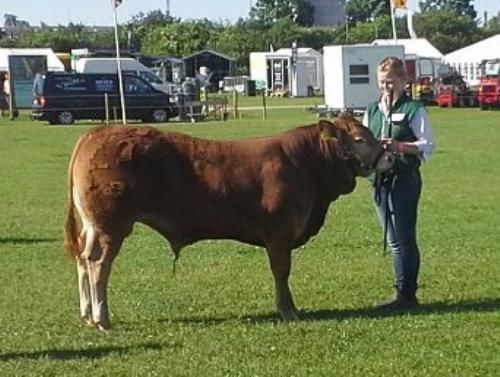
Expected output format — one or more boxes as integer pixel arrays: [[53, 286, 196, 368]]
[[140, 70, 163, 84], [124, 76, 153, 94]]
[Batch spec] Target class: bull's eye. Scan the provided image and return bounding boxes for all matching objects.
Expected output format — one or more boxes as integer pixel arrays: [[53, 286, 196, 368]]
[[354, 137, 364, 143]]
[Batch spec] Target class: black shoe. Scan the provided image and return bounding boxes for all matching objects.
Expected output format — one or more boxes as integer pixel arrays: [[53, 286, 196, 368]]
[[374, 293, 419, 311]]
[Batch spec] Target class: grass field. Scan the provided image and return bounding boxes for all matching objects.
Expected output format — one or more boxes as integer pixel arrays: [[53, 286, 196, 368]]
[[0, 106, 499, 376]]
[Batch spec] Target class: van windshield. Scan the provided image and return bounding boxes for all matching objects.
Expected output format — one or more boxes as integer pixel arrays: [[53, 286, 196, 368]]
[[140, 71, 163, 84]]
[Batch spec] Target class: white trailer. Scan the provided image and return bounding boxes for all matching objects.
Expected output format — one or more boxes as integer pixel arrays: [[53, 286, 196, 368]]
[[323, 44, 404, 113], [0, 48, 65, 109], [249, 47, 324, 96]]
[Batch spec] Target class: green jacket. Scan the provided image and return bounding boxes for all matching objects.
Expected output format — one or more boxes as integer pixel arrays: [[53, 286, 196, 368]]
[[366, 94, 422, 175]]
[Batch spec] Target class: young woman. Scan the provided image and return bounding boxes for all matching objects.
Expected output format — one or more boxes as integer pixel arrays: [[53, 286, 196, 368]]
[[363, 57, 436, 310]]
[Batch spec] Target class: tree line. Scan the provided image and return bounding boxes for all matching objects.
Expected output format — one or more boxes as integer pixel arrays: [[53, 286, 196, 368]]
[[1, 0, 499, 75]]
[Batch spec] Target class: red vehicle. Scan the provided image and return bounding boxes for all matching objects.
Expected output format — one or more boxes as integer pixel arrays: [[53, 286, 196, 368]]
[[435, 71, 476, 108], [477, 59, 500, 110]]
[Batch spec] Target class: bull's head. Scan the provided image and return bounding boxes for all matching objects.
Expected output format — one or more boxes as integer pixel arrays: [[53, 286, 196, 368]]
[[319, 113, 394, 177]]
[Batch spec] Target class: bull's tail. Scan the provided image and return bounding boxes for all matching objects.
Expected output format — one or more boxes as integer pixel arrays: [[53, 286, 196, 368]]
[[64, 135, 85, 259]]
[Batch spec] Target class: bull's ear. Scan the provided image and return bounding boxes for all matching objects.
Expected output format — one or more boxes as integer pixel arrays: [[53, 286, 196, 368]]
[[319, 120, 342, 141]]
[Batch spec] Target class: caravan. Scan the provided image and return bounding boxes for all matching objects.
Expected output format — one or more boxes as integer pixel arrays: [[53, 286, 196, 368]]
[[323, 44, 405, 113]]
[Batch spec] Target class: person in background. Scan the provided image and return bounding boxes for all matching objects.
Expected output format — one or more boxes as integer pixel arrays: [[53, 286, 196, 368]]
[[0, 72, 8, 115], [363, 56, 436, 310]]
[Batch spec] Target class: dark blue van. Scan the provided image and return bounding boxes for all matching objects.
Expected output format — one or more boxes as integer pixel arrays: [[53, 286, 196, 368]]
[[32, 72, 176, 125]]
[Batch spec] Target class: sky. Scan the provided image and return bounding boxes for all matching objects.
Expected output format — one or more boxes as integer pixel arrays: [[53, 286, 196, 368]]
[[0, 0, 498, 27]]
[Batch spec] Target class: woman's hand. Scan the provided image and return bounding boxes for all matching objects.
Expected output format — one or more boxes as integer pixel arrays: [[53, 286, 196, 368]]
[[381, 138, 404, 153]]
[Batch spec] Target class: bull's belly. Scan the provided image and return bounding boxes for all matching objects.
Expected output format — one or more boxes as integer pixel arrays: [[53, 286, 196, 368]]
[[140, 204, 322, 251], [140, 207, 268, 249]]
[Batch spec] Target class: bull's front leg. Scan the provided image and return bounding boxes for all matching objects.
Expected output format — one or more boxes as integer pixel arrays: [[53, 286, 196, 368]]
[[266, 246, 299, 321]]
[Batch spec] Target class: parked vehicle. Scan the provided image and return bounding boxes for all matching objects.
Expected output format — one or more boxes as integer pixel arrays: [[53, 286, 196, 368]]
[[74, 57, 172, 94], [31, 72, 176, 125], [435, 71, 477, 108], [405, 57, 440, 106], [477, 59, 500, 110]]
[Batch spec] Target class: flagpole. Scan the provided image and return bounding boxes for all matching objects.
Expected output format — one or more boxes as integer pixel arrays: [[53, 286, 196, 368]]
[[390, 0, 398, 43], [113, 1, 127, 125]]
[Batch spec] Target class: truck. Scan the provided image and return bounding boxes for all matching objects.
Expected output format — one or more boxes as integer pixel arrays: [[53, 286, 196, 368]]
[[322, 44, 404, 114], [477, 59, 500, 110], [434, 69, 477, 108]]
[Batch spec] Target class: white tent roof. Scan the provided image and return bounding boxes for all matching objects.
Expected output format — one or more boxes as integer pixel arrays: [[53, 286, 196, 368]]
[[371, 38, 443, 59], [273, 47, 322, 57], [0, 48, 65, 71], [444, 34, 500, 63]]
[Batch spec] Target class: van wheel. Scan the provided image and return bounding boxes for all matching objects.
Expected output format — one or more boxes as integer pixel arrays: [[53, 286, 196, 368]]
[[150, 109, 168, 123], [57, 111, 75, 125]]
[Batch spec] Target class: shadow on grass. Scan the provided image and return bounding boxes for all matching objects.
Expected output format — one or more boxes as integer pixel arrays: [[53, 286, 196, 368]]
[[0, 237, 58, 245], [0, 342, 172, 362], [299, 297, 500, 322], [161, 297, 500, 325]]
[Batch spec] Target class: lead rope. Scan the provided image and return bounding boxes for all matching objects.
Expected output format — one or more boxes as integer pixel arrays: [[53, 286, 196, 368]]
[[382, 88, 394, 255]]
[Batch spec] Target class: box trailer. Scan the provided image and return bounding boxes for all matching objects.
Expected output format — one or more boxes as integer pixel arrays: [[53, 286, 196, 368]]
[[0, 48, 65, 109], [323, 44, 404, 113], [249, 47, 324, 96]]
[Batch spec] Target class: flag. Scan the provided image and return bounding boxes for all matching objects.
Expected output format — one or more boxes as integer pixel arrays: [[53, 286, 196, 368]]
[[391, 0, 407, 9], [113, 0, 122, 8]]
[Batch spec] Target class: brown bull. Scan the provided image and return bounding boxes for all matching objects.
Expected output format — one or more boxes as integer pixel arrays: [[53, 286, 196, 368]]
[[64, 114, 394, 329]]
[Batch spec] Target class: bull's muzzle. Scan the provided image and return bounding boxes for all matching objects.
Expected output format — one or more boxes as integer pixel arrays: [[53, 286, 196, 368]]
[[375, 151, 395, 173]]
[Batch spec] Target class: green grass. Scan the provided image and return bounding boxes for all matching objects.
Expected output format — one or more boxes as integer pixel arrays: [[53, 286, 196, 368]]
[[1, 107, 500, 376]]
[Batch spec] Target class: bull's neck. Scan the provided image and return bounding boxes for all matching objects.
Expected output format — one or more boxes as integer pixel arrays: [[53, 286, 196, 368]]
[[282, 126, 357, 199]]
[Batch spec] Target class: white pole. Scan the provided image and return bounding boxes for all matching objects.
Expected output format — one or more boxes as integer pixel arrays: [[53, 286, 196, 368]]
[[407, 9, 417, 39], [390, 1, 398, 42], [105, 93, 110, 125], [113, 4, 127, 125]]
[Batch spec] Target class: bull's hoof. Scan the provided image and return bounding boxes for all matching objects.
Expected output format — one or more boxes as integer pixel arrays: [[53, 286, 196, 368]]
[[96, 321, 111, 331], [81, 315, 94, 327]]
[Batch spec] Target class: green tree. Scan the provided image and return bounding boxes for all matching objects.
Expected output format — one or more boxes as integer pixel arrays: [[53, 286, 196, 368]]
[[418, 0, 477, 19], [250, 0, 314, 26], [484, 11, 500, 35], [126, 10, 179, 51], [345, 0, 390, 25], [414, 9, 482, 53], [140, 19, 222, 57], [340, 14, 407, 44]]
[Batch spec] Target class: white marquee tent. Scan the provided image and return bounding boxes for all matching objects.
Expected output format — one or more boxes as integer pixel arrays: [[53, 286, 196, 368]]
[[444, 34, 500, 86], [371, 38, 444, 81], [371, 38, 443, 60]]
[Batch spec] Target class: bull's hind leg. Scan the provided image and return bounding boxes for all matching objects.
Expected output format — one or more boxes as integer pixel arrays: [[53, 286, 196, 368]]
[[76, 219, 96, 325], [73, 184, 95, 325], [86, 232, 124, 331], [77, 257, 92, 325], [266, 245, 299, 321]]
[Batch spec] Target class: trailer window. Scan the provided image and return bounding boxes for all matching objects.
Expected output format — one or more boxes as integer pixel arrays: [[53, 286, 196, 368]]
[[349, 64, 369, 85], [349, 65, 369, 75]]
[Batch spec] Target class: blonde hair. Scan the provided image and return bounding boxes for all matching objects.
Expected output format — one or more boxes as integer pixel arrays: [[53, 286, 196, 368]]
[[378, 56, 407, 82]]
